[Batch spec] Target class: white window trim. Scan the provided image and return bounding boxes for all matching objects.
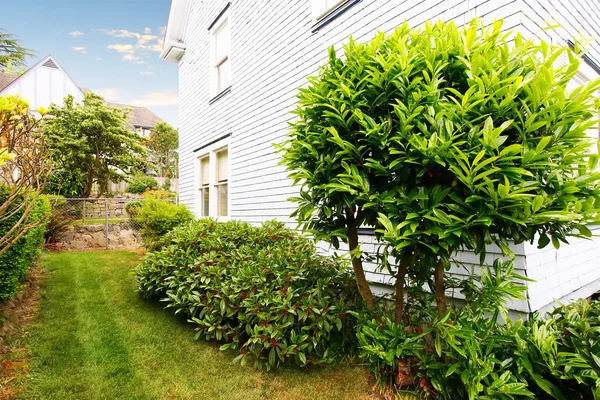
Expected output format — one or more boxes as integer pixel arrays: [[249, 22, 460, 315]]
[[209, 8, 231, 98], [312, 0, 348, 21], [195, 137, 231, 220]]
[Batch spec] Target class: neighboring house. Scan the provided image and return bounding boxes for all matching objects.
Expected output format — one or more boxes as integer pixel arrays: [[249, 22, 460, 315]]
[[0, 56, 84, 116], [109, 103, 164, 138], [161, 0, 600, 315], [0, 55, 164, 137]]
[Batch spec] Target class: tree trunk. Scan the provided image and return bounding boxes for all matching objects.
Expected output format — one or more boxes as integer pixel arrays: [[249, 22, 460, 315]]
[[346, 210, 376, 311], [81, 169, 94, 198], [434, 258, 446, 317], [394, 251, 412, 324]]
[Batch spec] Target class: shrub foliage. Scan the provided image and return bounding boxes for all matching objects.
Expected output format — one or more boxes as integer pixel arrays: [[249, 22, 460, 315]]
[[0, 186, 49, 300], [131, 199, 193, 249], [136, 219, 359, 370], [279, 19, 600, 321], [126, 174, 158, 194], [355, 262, 600, 399]]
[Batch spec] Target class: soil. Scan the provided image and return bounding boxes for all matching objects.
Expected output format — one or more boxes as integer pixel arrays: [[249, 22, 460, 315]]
[[0, 265, 46, 400]]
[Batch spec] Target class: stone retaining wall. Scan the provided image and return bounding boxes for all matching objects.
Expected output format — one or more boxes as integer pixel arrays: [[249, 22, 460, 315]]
[[78, 198, 140, 219], [52, 222, 142, 250]]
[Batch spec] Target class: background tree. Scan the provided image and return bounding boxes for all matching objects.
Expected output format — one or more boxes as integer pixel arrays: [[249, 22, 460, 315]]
[[0, 95, 51, 256], [0, 29, 33, 72], [144, 122, 178, 178], [279, 20, 600, 321], [44, 92, 148, 198]]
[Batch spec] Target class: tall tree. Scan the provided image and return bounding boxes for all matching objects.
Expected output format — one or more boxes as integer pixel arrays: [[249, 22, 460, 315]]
[[44, 92, 148, 198], [144, 122, 178, 178], [0, 30, 33, 72], [279, 20, 600, 320]]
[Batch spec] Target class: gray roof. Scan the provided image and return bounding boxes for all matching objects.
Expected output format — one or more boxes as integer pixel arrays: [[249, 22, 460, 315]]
[[80, 87, 164, 130], [108, 102, 164, 130], [0, 72, 19, 91]]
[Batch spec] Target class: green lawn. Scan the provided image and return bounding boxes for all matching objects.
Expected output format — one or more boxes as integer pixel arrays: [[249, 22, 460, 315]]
[[13, 251, 374, 400]]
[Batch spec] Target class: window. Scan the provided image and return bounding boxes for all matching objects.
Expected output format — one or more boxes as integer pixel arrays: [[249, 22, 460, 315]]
[[313, 0, 349, 20], [216, 148, 228, 216], [197, 138, 230, 218], [210, 9, 231, 97], [199, 156, 210, 217]]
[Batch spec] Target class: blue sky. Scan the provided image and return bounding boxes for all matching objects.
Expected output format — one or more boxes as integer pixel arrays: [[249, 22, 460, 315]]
[[1, 0, 179, 126]]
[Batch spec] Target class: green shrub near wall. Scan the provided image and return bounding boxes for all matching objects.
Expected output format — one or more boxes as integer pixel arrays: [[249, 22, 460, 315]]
[[131, 199, 193, 249], [126, 174, 158, 194], [136, 219, 359, 370], [0, 187, 50, 301]]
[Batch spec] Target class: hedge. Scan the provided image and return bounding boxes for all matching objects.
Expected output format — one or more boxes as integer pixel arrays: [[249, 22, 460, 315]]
[[0, 186, 50, 301], [136, 219, 359, 370]]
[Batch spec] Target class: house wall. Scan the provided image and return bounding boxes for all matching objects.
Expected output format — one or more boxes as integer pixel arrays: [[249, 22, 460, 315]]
[[176, 0, 600, 313], [0, 57, 84, 113]]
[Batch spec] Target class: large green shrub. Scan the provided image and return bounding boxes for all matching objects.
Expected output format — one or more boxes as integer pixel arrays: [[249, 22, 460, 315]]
[[279, 18, 600, 321], [131, 199, 193, 248], [126, 174, 158, 194], [136, 219, 359, 370], [0, 187, 50, 301]]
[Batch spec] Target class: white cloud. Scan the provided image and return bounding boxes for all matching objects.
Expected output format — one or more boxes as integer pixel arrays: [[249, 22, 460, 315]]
[[107, 43, 135, 54], [129, 89, 178, 106], [96, 88, 119, 101], [122, 54, 145, 64], [100, 28, 164, 53], [69, 31, 84, 38], [139, 71, 154, 76], [96, 57, 103, 61], [159, 26, 166, 36], [71, 46, 87, 54]]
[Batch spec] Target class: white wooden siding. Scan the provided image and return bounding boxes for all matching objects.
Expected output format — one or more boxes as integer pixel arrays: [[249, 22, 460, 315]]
[[176, 0, 600, 313]]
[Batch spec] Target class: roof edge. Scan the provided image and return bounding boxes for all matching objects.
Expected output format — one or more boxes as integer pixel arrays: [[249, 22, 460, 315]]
[[161, 0, 191, 62], [0, 55, 85, 101]]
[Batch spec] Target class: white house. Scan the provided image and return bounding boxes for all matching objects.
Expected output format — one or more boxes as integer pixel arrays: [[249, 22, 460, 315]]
[[0, 55, 164, 137], [161, 0, 600, 315], [0, 55, 84, 117]]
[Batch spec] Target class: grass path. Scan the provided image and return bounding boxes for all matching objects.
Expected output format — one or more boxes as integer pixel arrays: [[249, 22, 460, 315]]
[[12, 251, 375, 400]]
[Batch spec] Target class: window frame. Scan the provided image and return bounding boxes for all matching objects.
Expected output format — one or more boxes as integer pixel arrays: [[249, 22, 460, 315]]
[[312, 0, 348, 21], [209, 7, 231, 98], [311, 0, 362, 33], [195, 137, 231, 220]]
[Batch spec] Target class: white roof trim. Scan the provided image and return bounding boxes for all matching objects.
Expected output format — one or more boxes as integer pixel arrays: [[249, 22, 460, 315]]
[[160, 0, 191, 63], [0, 54, 85, 98]]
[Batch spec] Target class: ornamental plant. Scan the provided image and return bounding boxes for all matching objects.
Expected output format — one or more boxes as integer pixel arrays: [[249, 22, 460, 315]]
[[279, 19, 600, 321], [136, 219, 359, 370], [0, 95, 52, 256]]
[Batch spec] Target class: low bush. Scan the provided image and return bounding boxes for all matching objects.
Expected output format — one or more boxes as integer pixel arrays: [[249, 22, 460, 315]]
[[136, 219, 359, 370], [126, 174, 158, 194], [0, 187, 50, 301], [125, 200, 143, 219], [132, 199, 193, 248], [142, 189, 176, 200], [355, 261, 600, 399], [43, 195, 74, 243]]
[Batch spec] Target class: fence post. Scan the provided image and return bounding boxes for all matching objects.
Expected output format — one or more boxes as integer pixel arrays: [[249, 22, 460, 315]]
[[105, 199, 109, 249], [82, 201, 86, 224]]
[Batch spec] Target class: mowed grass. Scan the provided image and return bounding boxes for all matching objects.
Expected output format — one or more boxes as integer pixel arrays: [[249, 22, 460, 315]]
[[15, 251, 375, 400]]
